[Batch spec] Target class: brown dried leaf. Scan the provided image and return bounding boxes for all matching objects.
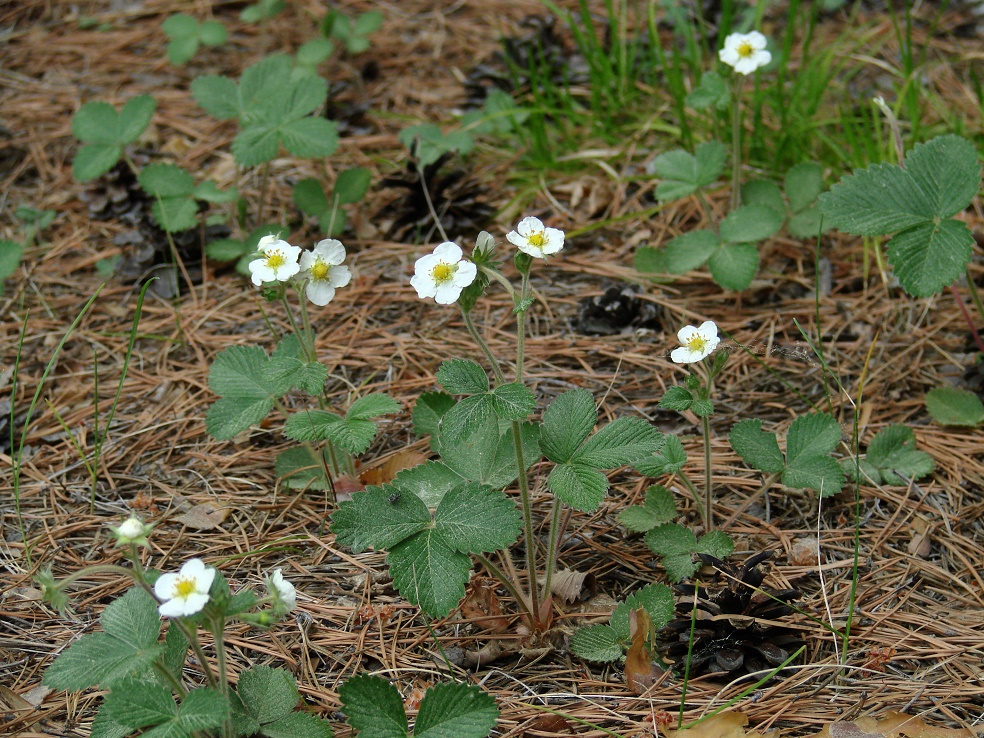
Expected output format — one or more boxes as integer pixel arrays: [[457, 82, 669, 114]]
[[359, 449, 428, 486], [522, 714, 575, 736], [789, 536, 819, 566], [907, 516, 932, 558], [809, 713, 977, 738], [667, 711, 753, 738], [460, 579, 509, 632], [174, 503, 229, 530], [625, 608, 660, 694], [549, 568, 595, 604]]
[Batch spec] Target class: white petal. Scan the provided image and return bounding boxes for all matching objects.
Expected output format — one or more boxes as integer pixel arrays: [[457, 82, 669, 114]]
[[676, 324, 698, 343], [159, 598, 191, 618], [452, 261, 477, 287], [505, 231, 525, 248], [306, 281, 336, 306], [671, 346, 697, 363], [410, 273, 437, 299], [154, 572, 179, 600], [314, 239, 346, 264], [517, 216, 542, 237], [433, 282, 463, 305], [432, 242, 463, 261], [330, 265, 352, 288], [197, 565, 216, 593]]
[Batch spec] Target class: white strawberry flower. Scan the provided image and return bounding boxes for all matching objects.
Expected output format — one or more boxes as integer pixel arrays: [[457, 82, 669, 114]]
[[671, 321, 721, 363], [300, 239, 352, 306], [505, 216, 565, 259], [266, 568, 297, 613], [154, 558, 215, 618], [410, 242, 478, 305], [249, 235, 301, 286], [719, 31, 771, 75]]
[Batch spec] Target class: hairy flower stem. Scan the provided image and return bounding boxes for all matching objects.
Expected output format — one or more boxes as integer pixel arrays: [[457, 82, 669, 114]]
[[540, 494, 564, 604], [701, 414, 713, 531], [730, 76, 747, 212], [210, 617, 234, 738], [460, 309, 506, 384]]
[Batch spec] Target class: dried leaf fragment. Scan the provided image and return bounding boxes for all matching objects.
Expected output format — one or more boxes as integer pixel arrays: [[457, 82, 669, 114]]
[[809, 712, 978, 738], [174, 502, 229, 530]]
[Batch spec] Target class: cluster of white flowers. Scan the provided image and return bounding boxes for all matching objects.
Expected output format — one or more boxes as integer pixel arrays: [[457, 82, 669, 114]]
[[248, 235, 352, 306], [719, 31, 771, 75], [410, 216, 565, 305], [153, 557, 298, 619]]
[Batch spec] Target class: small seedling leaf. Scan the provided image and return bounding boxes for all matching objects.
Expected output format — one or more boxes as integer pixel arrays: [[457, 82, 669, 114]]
[[925, 386, 984, 427], [784, 162, 824, 213], [708, 242, 759, 291], [659, 386, 694, 412], [347, 393, 401, 421], [662, 229, 720, 273], [118, 95, 157, 144], [685, 70, 729, 110], [741, 179, 786, 217], [333, 167, 371, 204], [864, 425, 935, 485], [293, 178, 329, 217], [73, 144, 123, 182], [632, 434, 687, 476], [570, 625, 623, 662], [719, 205, 784, 244], [618, 484, 676, 532]]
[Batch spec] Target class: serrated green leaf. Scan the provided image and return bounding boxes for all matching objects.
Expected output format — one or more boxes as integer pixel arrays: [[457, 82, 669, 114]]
[[194, 180, 236, 203], [167, 36, 199, 65], [199, 20, 227, 46], [103, 679, 176, 728], [842, 456, 882, 485], [161, 622, 188, 684], [275, 446, 333, 491], [570, 624, 623, 662], [887, 219, 974, 297], [696, 530, 734, 559], [435, 483, 520, 553], [787, 206, 825, 239], [205, 395, 275, 440], [685, 70, 729, 110], [634, 245, 670, 276], [151, 198, 199, 232], [296, 37, 334, 66], [294, 178, 329, 217], [339, 674, 407, 738], [347, 393, 401, 421], [330, 485, 431, 552], [265, 349, 329, 397], [785, 162, 824, 213], [632, 434, 687, 476], [719, 205, 784, 244], [540, 389, 596, 463], [741, 179, 786, 216], [285, 75, 329, 120], [412, 392, 456, 449], [389, 529, 472, 616], [72, 101, 120, 145], [73, 143, 123, 182], [261, 712, 334, 738], [438, 394, 496, 445], [651, 141, 727, 201], [611, 582, 675, 639], [141, 687, 228, 738], [787, 413, 841, 460], [415, 682, 499, 738], [118, 95, 156, 144], [233, 125, 281, 167], [645, 523, 697, 558], [708, 242, 759, 291], [237, 665, 298, 725], [437, 359, 489, 395], [783, 454, 844, 495], [818, 161, 932, 236], [547, 462, 608, 512], [662, 230, 720, 273], [729, 419, 784, 473], [334, 167, 371, 204], [662, 553, 699, 583], [230, 690, 261, 738], [282, 409, 340, 439], [575, 416, 660, 469], [659, 386, 693, 412], [618, 484, 676, 532], [239, 55, 292, 114], [925, 386, 984, 426], [91, 703, 135, 738], [281, 117, 339, 159], [865, 425, 935, 484], [191, 75, 240, 120], [489, 382, 535, 420], [391, 460, 463, 508], [691, 398, 713, 417], [205, 239, 248, 262], [440, 421, 539, 489], [43, 588, 163, 691], [905, 134, 980, 220]]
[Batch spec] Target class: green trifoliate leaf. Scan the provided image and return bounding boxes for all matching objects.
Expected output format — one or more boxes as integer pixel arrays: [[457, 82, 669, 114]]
[[330, 485, 431, 552], [490, 382, 536, 420], [283, 409, 382, 455], [193, 180, 236, 203], [708, 242, 759, 291], [787, 412, 841, 459], [261, 712, 334, 738], [119, 95, 157, 144], [294, 179, 329, 217], [91, 703, 134, 738], [719, 205, 784, 244], [741, 179, 786, 217], [618, 484, 676, 532], [268, 335, 329, 396], [540, 389, 596, 462], [645, 523, 699, 582], [649, 141, 727, 201], [570, 624, 623, 662], [925, 386, 984, 427], [73, 144, 122, 182], [190, 75, 240, 120], [146, 687, 229, 738], [412, 392, 456, 449], [783, 455, 844, 495], [236, 665, 298, 726], [729, 419, 784, 473], [662, 229, 720, 274], [787, 207, 825, 239], [414, 682, 499, 738], [863, 425, 935, 484], [691, 398, 713, 417], [388, 528, 472, 616], [162, 13, 198, 38], [233, 126, 283, 168], [390, 460, 463, 508], [685, 70, 729, 110], [151, 198, 199, 232], [659, 386, 694, 412], [347, 393, 401, 421], [296, 37, 334, 67], [634, 245, 670, 276], [199, 20, 227, 46], [43, 588, 164, 691], [434, 483, 520, 553], [281, 117, 339, 159], [73, 101, 120, 145], [842, 456, 882, 485], [547, 462, 609, 512], [339, 674, 408, 738], [784, 162, 824, 213], [632, 434, 687, 477], [1, 241, 24, 284], [437, 359, 490, 395], [334, 167, 371, 204], [205, 239, 248, 262], [574, 416, 661, 469], [888, 219, 974, 298], [695, 530, 735, 559], [440, 421, 539, 489]]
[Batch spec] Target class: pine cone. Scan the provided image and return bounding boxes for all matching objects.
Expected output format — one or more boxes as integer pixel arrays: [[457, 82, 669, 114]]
[[656, 551, 802, 677]]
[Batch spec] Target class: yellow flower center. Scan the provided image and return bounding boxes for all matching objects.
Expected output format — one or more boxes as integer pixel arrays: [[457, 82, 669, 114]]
[[737, 42, 754, 58], [686, 335, 708, 353], [174, 578, 197, 599], [527, 232, 546, 248], [310, 259, 331, 281], [265, 251, 286, 269], [432, 262, 455, 284]]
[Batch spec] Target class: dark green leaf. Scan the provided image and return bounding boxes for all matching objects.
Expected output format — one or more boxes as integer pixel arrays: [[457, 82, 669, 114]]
[[281, 118, 339, 159], [438, 394, 495, 445], [436, 359, 489, 395], [547, 462, 608, 512], [73, 143, 123, 182], [632, 434, 687, 476], [489, 382, 535, 420], [237, 665, 298, 725], [887, 219, 974, 297], [118, 95, 156, 144], [103, 679, 176, 728], [864, 424, 935, 484], [191, 75, 240, 120], [662, 230, 720, 274], [333, 168, 371, 204], [784, 162, 824, 213], [339, 674, 407, 738], [719, 205, 784, 244], [412, 392, 456, 449], [347, 393, 401, 421], [72, 101, 119, 145], [570, 625, 622, 662], [261, 712, 334, 738], [390, 460, 463, 508], [708, 242, 759, 291], [275, 447, 333, 491], [618, 485, 676, 532], [388, 529, 472, 617], [540, 389, 596, 463], [414, 682, 499, 738], [741, 179, 786, 217], [729, 419, 784, 473], [695, 530, 734, 559], [330, 485, 431, 552], [435, 483, 520, 553], [659, 386, 693, 412], [575, 416, 661, 469]]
